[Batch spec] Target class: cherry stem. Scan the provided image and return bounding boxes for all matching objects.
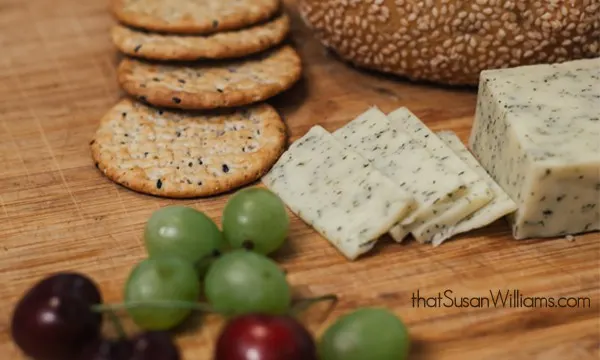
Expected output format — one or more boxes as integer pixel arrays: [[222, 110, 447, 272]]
[[290, 294, 338, 319], [106, 309, 127, 340], [91, 301, 215, 313]]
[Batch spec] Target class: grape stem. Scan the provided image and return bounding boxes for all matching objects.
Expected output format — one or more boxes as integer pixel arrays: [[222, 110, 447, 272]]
[[91, 301, 215, 313], [90, 295, 338, 323], [106, 309, 127, 340], [290, 294, 338, 320]]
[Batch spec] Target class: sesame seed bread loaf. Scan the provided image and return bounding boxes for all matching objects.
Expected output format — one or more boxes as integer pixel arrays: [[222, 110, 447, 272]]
[[298, 0, 600, 86]]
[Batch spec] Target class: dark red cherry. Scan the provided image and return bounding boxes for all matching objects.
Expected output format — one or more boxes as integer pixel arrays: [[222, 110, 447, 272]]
[[130, 331, 180, 360], [76, 332, 180, 360], [214, 314, 317, 360], [31, 272, 103, 305], [10, 273, 103, 360], [76, 338, 133, 360]]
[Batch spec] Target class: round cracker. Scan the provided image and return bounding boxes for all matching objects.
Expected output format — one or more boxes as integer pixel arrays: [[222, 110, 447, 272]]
[[117, 46, 302, 110], [90, 99, 287, 198], [110, 0, 281, 35], [111, 14, 290, 61]]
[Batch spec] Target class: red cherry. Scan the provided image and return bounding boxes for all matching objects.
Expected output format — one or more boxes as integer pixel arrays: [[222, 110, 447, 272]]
[[76, 338, 133, 360], [10, 273, 103, 360], [214, 314, 317, 360], [76, 332, 180, 360], [130, 331, 180, 360]]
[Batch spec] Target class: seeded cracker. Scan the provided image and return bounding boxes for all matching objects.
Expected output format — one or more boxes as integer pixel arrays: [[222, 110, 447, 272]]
[[117, 46, 302, 110], [110, 0, 281, 35], [90, 99, 287, 198], [111, 14, 290, 61]]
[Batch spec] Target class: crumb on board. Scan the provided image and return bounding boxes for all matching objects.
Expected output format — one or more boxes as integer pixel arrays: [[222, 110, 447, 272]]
[[565, 235, 575, 242]]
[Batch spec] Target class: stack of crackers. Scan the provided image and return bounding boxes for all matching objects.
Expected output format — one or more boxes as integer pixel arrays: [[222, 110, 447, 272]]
[[90, 0, 301, 198]]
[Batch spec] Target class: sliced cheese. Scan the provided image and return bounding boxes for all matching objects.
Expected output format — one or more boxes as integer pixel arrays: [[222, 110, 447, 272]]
[[333, 107, 469, 244], [261, 125, 415, 260], [437, 131, 518, 234], [387, 108, 494, 246]]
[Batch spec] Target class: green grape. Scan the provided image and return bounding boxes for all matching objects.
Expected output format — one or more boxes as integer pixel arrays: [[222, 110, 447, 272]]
[[222, 187, 289, 255], [144, 205, 226, 274], [318, 308, 410, 360], [124, 257, 200, 330], [204, 250, 291, 316]]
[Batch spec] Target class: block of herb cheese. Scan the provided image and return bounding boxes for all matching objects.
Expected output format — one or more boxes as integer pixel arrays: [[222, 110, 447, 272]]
[[333, 107, 472, 244], [437, 131, 518, 235], [261, 125, 416, 260], [387, 107, 494, 246], [469, 58, 600, 239]]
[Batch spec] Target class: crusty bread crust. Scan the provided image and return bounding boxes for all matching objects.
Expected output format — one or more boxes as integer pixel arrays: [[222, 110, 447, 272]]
[[299, 0, 600, 85]]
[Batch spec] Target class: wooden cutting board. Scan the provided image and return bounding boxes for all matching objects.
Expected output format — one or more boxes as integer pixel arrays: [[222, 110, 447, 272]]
[[0, 0, 598, 359]]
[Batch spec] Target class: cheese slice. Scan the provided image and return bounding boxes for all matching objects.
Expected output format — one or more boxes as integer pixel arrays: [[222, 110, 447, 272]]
[[333, 107, 470, 244], [387, 108, 494, 245], [261, 125, 415, 260], [437, 131, 518, 234]]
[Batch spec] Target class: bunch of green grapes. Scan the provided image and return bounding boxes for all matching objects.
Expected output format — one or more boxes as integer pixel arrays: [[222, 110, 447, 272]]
[[127, 187, 291, 331]]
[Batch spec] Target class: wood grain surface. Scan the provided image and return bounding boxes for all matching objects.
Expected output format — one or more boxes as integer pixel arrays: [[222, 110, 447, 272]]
[[0, 0, 598, 359]]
